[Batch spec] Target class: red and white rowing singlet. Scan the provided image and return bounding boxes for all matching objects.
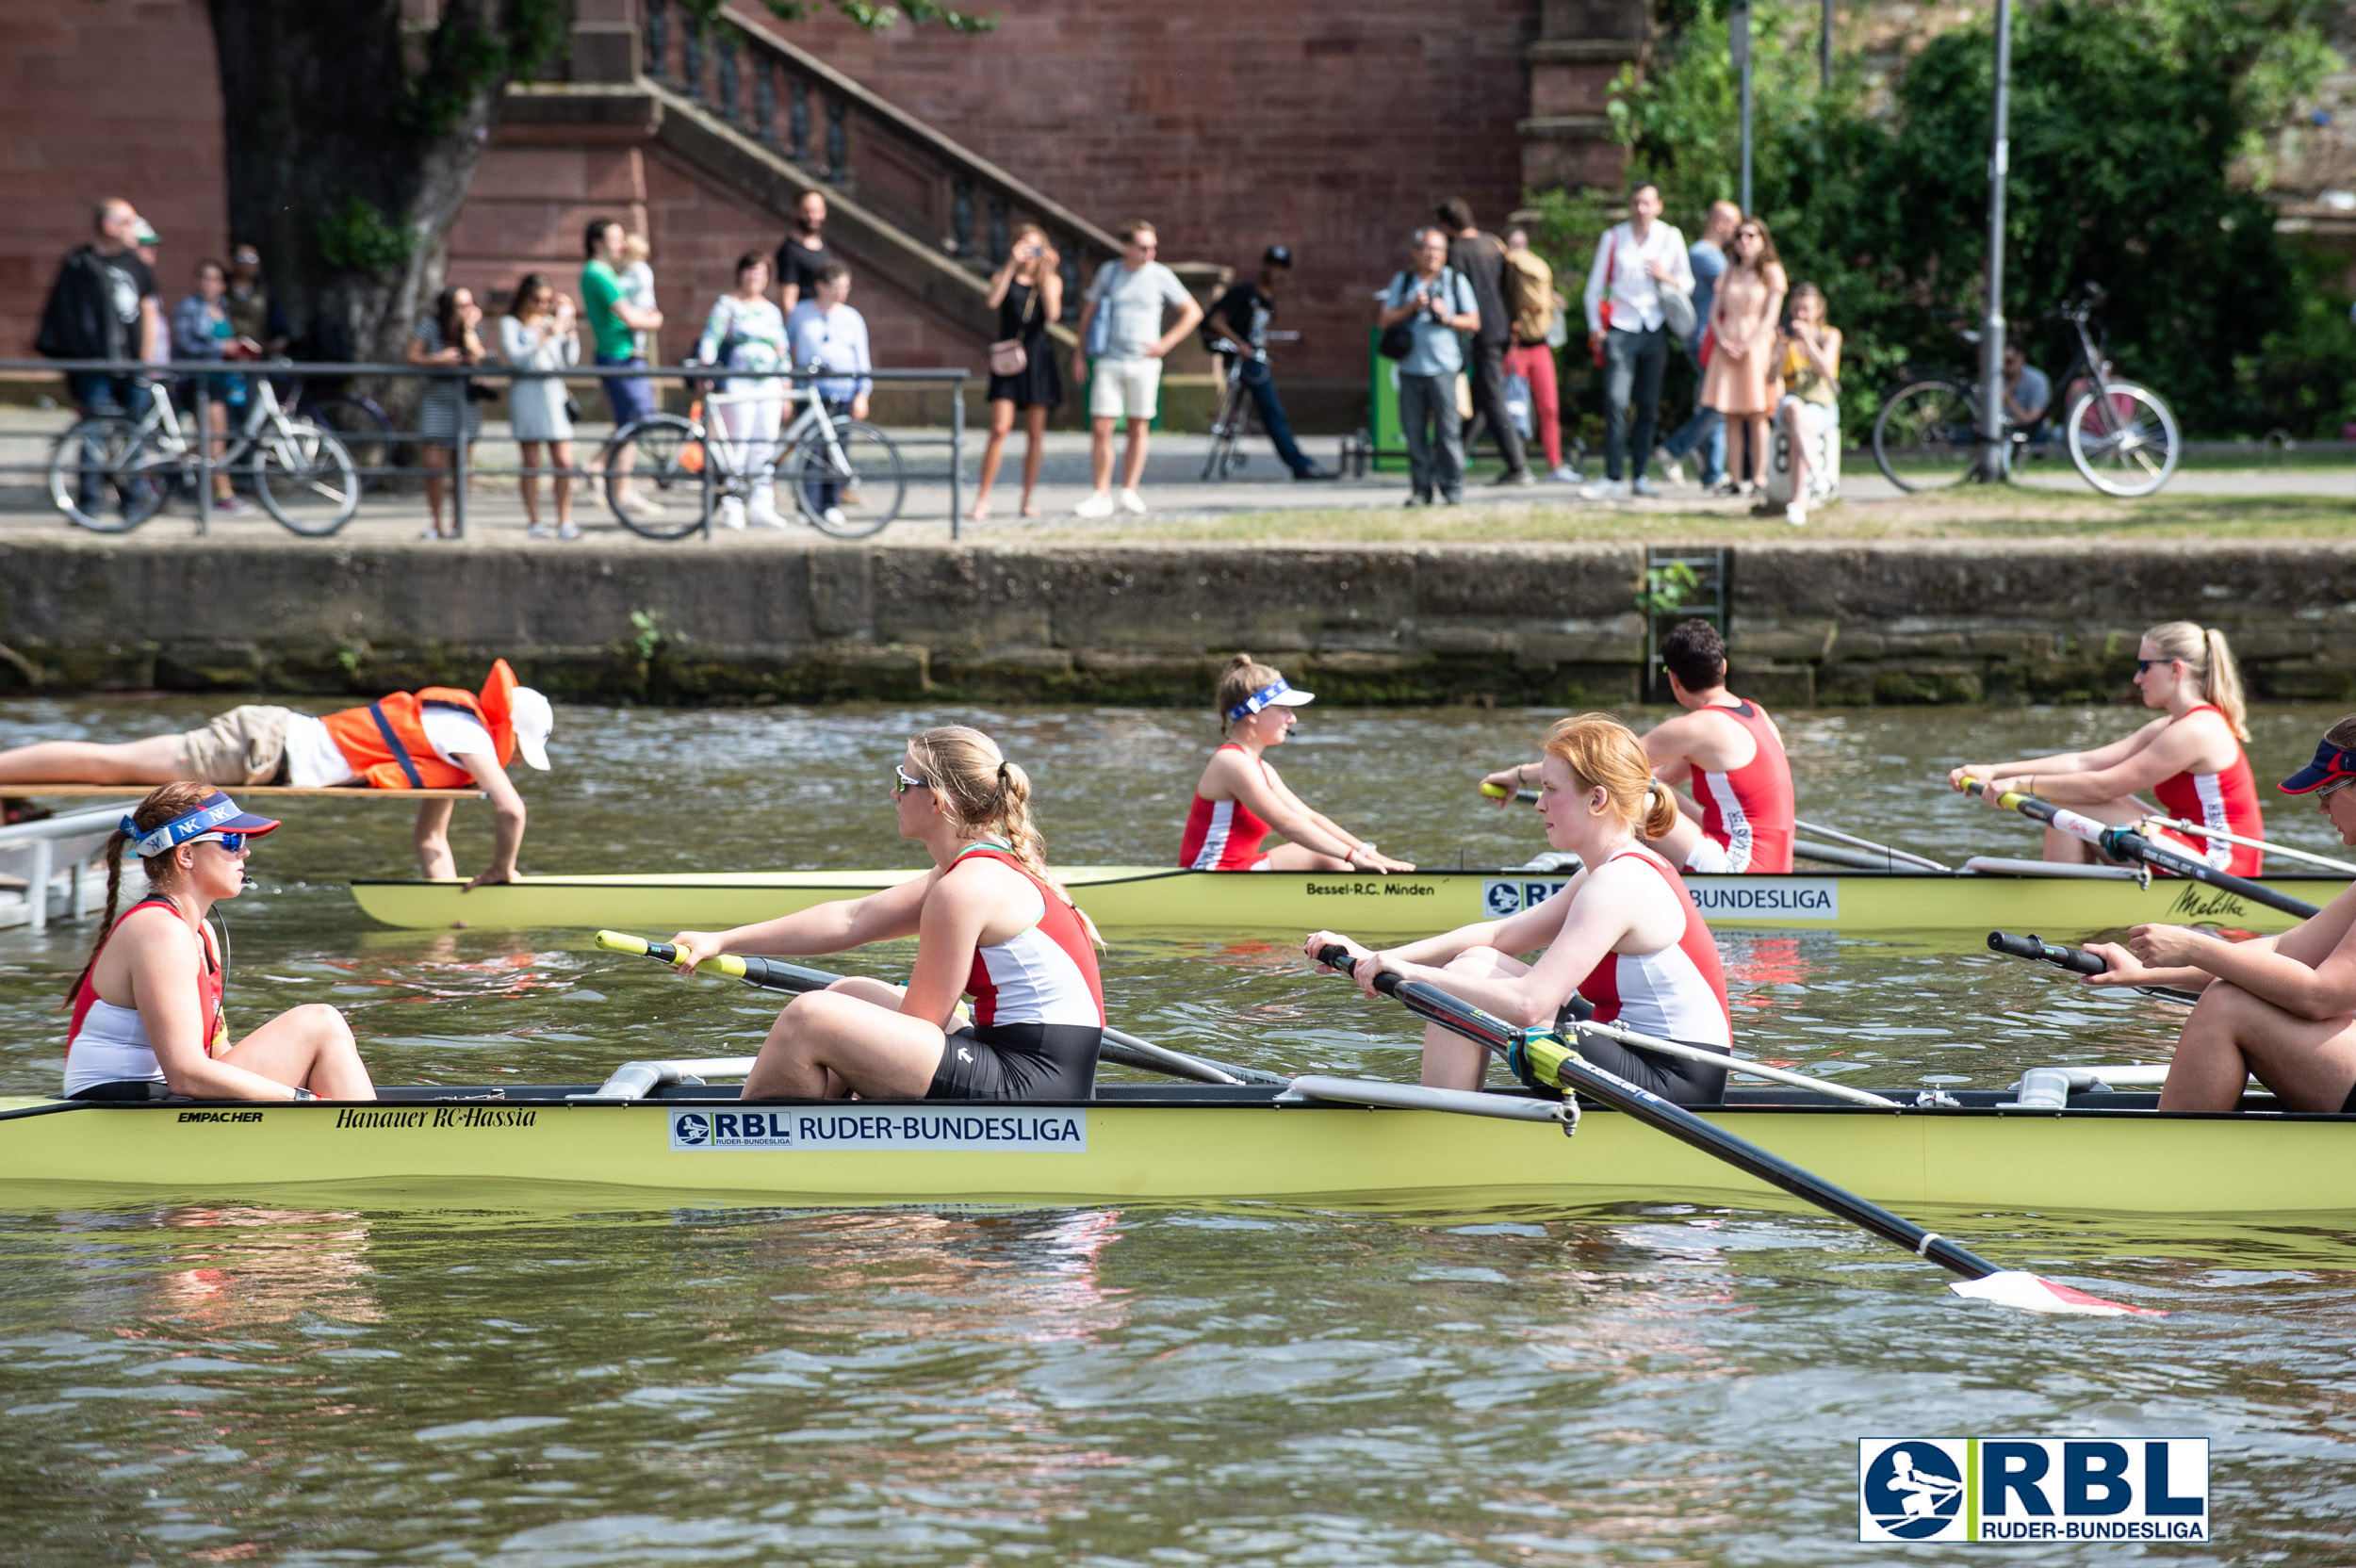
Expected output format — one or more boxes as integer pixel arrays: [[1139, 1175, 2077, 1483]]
[[63, 897, 225, 1096], [1180, 744, 1275, 870], [2147, 704, 2264, 875], [1690, 698, 1794, 874], [956, 844, 1106, 1030], [1575, 848, 1733, 1046]]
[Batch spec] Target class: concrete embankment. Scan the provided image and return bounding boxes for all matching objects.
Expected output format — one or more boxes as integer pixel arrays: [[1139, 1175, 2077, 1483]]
[[4, 537, 2354, 707]]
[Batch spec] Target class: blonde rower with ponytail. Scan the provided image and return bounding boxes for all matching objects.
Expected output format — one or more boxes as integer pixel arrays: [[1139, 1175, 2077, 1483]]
[[1307, 714, 1736, 1106], [1950, 622, 2266, 874], [669, 726, 1106, 1102]]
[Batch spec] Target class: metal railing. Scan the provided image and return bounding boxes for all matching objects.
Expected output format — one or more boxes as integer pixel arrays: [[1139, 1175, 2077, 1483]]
[[3, 357, 976, 539], [0, 807, 118, 934]]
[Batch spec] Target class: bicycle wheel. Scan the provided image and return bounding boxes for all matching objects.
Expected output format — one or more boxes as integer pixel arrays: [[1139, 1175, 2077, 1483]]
[[785, 420, 906, 538], [1872, 380, 1980, 492], [251, 419, 360, 535], [307, 395, 394, 490], [601, 413, 708, 540], [46, 416, 166, 531], [2066, 381, 2179, 498]]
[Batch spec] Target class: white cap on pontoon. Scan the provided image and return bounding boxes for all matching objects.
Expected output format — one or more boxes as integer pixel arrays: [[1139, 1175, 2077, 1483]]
[[511, 687, 553, 770]]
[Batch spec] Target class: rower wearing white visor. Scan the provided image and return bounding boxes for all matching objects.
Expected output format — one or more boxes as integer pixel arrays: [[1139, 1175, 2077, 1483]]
[[0, 659, 553, 887], [61, 782, 376, 1102], [1180, 653, 1415, 873]]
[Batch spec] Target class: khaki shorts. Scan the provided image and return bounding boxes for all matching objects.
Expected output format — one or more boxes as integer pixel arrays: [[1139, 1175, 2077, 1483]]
[[178, 704, 295, 786], [1087, 356, 1163, 421]]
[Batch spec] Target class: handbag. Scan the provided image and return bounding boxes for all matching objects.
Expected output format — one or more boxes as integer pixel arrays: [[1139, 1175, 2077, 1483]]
[[1503, 371, 1533, 439], [988, 281, 1037, 377], [1697, 325, 1716, 369], [1083, 264, 1114, 358], [1661, 283, 1697, 340], [1592, 232, 1617, 366]]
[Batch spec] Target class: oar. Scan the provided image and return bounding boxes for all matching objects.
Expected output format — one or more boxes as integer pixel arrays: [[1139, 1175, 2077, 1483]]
[[1794, 818, 1952, 872], [1960, 776, 2320, 920], [1484, 782, 1924, 876], [1986, 930, 2202, 1005], [2135, 815, 2356, 876], [1309, 944, 2157, 1316], [1480, 781, 1541, 804], [592, 930, 1285, 1087]]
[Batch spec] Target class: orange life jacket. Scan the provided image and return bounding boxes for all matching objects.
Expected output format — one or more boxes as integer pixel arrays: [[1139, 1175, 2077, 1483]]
[[317, 659, 520, 791]]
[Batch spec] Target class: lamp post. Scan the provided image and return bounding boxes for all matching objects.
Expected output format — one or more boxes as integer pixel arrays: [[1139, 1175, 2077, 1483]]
[[1975, 0, 2013, 482], [1821, 0, 1834, 88], [1732, 0, 1754, 212]]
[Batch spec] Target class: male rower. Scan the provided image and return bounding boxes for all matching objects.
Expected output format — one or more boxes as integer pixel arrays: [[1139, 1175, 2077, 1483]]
[[1481, 618, 1794, 874], [0, 660, 551, 887]]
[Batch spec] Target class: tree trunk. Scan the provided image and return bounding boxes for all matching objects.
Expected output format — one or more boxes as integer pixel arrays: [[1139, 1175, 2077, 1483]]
[[205, 0, 562, 365]]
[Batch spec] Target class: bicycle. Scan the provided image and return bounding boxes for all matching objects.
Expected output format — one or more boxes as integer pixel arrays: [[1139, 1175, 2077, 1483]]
[[47, 368, 360, 534], [597, 368, 907, 540], [286, 377, 396, 490], [1872, 286, 2180, 498], [1202, 329, 1301, 481]]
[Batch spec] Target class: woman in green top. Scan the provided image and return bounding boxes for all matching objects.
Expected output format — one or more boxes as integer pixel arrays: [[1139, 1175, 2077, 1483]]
[[1775, 283, 1841, 527]]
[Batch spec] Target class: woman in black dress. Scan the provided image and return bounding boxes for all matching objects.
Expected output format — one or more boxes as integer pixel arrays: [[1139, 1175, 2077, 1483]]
[[971, 224, 1064, 520]]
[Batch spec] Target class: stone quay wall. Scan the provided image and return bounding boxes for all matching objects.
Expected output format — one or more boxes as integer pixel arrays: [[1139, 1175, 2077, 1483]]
[[4, 538, 2356, 709]]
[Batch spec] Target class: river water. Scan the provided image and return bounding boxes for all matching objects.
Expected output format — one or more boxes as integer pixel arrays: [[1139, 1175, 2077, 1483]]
[[2, 696, 2352, 1564]]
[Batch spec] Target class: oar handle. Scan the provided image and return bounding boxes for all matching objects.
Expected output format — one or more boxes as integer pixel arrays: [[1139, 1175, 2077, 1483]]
[[1988, 930, 2105, 976], [1961, 783, 2320, 919], [594, 929, 836, 992], [1479, 781, 1541, 804]]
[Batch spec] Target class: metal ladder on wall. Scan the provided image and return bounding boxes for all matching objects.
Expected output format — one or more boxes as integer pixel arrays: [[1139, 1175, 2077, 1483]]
[[1642, 546, 1730, 704]]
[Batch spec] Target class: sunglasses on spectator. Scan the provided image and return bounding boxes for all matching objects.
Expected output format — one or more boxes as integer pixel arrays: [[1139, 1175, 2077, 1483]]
[[893, 764, 931, 795], [2135, 658, 2176, 674]]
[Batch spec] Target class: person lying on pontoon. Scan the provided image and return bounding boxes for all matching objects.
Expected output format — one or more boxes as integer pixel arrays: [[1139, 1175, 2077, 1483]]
[[62, 783, 376, 1102], [1481, 619, 1795, 874], [2082, 715, 2356, 1114], [1313, 713, 1734, 1106], [0, 660, 551, 887], [1181, 653, 1415, 873], [668, 726, 1106, 1102]]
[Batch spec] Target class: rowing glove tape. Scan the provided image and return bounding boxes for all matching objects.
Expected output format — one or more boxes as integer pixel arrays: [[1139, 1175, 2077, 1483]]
[[1508, 1032, 1575, 1099]]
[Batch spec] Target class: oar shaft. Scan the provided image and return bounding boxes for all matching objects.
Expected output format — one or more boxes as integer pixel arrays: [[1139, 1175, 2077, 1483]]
[[1987, 930, 2205, 1005], [1960, 778, 2320, 919]]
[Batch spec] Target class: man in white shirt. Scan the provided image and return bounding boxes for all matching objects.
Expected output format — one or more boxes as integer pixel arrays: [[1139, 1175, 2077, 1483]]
[[1071, 220, 1203, 517], [1580, 182, 1694, 499]]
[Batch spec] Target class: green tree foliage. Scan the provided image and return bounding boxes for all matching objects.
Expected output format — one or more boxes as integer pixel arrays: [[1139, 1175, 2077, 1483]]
[[1574, 0, 2348, 436]]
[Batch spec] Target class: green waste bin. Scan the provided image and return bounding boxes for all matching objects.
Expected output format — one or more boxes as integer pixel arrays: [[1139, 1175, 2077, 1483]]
[[1366, 328, 1411, 473]]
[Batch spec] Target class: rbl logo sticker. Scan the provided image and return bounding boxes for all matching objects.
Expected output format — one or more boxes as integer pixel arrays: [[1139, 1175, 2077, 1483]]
[[1858, 1438, 2208, 1544]]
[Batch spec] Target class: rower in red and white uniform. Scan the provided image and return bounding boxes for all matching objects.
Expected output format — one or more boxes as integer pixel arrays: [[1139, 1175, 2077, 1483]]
[[671, 725, 1106, 1102], [1316, 712, 1733, 1106], [1181, 653, 1414, 874], [0, 660, 555, 886], [1952, 622, 2263, 874], [1482, 618, 1793, 874]]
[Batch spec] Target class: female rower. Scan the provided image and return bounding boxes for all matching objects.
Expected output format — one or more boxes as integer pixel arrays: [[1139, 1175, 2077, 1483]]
[[669, 726, 1104, 1101], [1949, 621, 2262, 873], [1306, 712, 1732, 1103], [62, 782, 375, 1102], [2080, 715, 2356, 1112], [1181, 654, 1415, 873]]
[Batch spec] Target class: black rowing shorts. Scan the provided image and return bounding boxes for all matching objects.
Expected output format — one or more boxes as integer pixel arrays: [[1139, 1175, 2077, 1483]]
[[928, 1021, 1102, 1102], [1554, 1000, 1728, 1106]]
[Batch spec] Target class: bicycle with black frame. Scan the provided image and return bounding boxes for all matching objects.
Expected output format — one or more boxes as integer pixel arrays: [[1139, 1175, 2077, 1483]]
[[1201, 329, 1301, 481]]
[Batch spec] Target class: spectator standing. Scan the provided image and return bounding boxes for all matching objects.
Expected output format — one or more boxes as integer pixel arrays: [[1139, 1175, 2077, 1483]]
[[39, 198, 166, 425], [776, 190, 832, 314], [970, 224, 1064, 521], [169, 258, 257, 515], [1377, 226, 1481, 506], [1439, 199, 1530, 485], [1500, 226, 1572, 483], [2003, 341, 2051, 442], [1579, 181, 1694, 499], [405, 285, 487, 541], [1699, 216, 1788, 497], [581, 218, 664, 517], [1204, 245, 1333, 482], [619, 233, 658, 361], [222, 244, 289, 356], [499, 273, 581, 540], [697, 252, 794, 531], [1071, 221, 1203, 517], [786, 262, 874, 531], [1775, 284, 1843, 527], [1653, 200, 1740, 489]]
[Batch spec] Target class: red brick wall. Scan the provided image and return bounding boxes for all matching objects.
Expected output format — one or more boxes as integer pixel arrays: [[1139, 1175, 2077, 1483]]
[[751, 0, 1538, 384], [0, 0, 230, 356]]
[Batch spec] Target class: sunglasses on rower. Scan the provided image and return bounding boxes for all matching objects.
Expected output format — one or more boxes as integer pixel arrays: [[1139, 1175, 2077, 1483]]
[[184, 831, 249, 853], [892, 764, 931, 796]]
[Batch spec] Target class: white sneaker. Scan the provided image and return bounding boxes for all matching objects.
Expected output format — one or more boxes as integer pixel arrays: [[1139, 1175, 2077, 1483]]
[[1073, 490, 1116, 518], [1784, 500, 1808, 527], [821, 506, 848, 531], [746, 494, 790, 530], [1546, 465, 1580, 483], [1631, 477, 1661, 498], [1652, 449, 1685, 487], [1117, 486, 1147, 514], [717, 497, 747, 530], [1579, 478, 1629, 500]]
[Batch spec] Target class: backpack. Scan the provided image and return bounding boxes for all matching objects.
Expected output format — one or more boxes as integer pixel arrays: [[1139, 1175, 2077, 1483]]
[[1502, 247, 1554, 347], [36, 247, 121, 362]]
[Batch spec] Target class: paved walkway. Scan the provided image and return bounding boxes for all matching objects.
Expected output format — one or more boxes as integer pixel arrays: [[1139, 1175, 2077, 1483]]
[[2, 408, 2348, 547]]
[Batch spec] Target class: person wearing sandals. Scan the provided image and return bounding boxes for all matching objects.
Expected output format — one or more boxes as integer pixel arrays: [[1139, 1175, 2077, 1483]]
[[406, 286, 487, 539], [499, 273, 581, 539], [970, 224, 1063, 521], [695, 252, 794, 530]]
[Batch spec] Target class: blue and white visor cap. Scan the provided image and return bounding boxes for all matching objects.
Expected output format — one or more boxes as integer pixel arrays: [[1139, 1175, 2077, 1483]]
[[1226, 677, 1317, 724], [124, 792, 281, 858]]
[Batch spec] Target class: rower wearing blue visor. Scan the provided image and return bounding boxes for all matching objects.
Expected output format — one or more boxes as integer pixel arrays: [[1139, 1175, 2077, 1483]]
[[2074, 712, 2356, 1115], [60, 782, 376, 1102], [1179, 653, 1414, 873]]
